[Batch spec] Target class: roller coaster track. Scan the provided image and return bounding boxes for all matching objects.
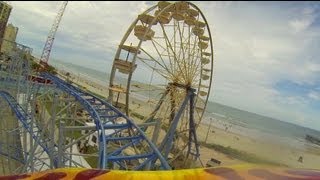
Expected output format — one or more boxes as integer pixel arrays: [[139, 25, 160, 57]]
[[0, 142, 53, 170], [0, 72, 170, 170], [0, 91, 53, 171], [0, 143, 24, 163], [40, 73, 170, 170]]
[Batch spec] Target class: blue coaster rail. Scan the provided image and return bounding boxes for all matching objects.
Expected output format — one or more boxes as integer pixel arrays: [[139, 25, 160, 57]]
[[0, 91, 53, 170], [0, 143, 25, 163], [41, 73, 170, 170], [0, 142, 52, 170]]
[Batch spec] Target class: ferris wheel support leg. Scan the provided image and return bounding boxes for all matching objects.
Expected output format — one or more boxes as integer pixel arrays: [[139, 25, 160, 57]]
[[160, 91, 191, 160], [187, 92, 200, 160]]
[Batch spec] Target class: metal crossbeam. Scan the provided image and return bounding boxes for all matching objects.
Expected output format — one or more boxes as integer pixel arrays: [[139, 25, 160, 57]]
[[41, 73, 170, 170], [0, 143, 25, 163], [0, 91, 53, 171]]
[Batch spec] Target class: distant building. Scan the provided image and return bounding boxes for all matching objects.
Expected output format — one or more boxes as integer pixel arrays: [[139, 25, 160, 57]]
[[0, 1, 12, 51], [206, 158, 221, 167], [1, 23, 18, 54]]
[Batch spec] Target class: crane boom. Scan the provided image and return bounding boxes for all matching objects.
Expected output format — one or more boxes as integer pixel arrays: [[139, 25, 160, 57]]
[[39, 1, 68, 67]]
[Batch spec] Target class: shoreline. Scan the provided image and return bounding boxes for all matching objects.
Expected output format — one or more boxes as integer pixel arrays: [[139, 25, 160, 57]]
[[56, 68, 320, 169]]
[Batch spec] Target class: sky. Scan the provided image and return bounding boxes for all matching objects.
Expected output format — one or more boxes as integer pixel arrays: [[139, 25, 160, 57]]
[[6, 1, 320, 131]]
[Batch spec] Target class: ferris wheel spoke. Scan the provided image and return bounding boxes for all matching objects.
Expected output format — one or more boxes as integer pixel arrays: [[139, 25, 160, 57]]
[[139, 47, 173, 77], [176, 22, 183, 61], [160, 25, 179, 77], [136, 56, 171, 80], [174, 22, 187, 81], [183, 26, 193, 45], [160, 24, 188, 81], [162, 24, 178, 76], [190, 51, 202, 83], [177, 24, 192, 85], [149, 40, 174, 76], [176, 21, 190, 83], [186, 26, 192, 83], [151, 38, 168, 52], [151, 38, 176, 75], [174, 21, 177, 66], [183, 25, 199, 84], [179, 22, 188, 62], [191, 72, 201, 86], [190, 35, 199, 63], [188, 39, 201, 82], [185, 37, 198, 82]]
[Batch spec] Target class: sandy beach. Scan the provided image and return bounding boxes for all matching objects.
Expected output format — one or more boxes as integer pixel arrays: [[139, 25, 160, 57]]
[[56, 69, 320, 170]]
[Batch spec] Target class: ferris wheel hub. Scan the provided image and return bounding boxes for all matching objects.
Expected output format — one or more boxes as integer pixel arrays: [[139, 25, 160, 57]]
[[168, 82, 196, 92]]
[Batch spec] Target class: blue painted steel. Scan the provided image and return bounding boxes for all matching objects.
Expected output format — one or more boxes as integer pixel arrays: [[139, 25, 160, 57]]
[[103, 124, 130, 129], [41, 73, 170, 170], [107, 153, 153, 161], [41, 73, 107, 168], [105, 138, 142, 158], [0, 143, 25, 163], [0, 91, 53, 169], [159, 91, 191, 159], [105, 135, 142, 141], [147, 85, 201, 167], [187, 92, 200, 159], [0, 142, 52, 169], [133, 155, 156, 170]]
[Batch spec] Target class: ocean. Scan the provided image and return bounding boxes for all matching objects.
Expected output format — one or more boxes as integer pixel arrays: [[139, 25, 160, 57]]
[[50, 59, 320, 151], [204, 101, 320, 150]]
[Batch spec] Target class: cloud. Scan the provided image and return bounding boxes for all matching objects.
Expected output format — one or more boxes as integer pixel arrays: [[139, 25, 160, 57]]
[[308, 91, 320, 101], [196, 1, 320, 129], [289, 17, 314, 33], [7, 1, 320, 130], [8, 1, 150, 72], [289, 6, 318, 33]]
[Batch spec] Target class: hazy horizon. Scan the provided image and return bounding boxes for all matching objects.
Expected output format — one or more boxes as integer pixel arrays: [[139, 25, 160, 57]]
[[50, 58, 320, 133], [7, 1, 320, 131]]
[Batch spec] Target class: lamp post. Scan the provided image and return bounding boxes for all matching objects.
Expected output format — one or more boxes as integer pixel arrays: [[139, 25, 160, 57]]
[[205, 117, 213, 143]]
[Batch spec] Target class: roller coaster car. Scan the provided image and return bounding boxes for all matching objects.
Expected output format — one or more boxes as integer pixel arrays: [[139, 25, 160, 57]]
[[28, 75, 53, 84]]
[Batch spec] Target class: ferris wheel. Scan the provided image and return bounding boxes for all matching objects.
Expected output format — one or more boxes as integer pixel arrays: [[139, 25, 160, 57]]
[[109, 1, 213, 166]]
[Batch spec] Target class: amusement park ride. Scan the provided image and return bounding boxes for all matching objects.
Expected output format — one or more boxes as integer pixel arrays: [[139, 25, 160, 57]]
[[0, 0, 211, 172], [0, 1, 319, 179]]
